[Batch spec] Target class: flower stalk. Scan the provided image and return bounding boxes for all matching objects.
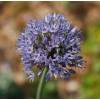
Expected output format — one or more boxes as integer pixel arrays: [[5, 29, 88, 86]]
[[36, 67, 48, 99]]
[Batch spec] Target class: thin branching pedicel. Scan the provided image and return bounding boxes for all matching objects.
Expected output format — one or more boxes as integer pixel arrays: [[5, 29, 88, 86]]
[[17, 13, 84, 81]]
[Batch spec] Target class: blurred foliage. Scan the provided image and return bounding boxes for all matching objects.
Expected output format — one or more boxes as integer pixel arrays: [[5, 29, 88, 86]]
[[0, 1, 100, 99], [42, 81, 58, 99], [80, 22, 100, 98], [83, 22, 100, 54]]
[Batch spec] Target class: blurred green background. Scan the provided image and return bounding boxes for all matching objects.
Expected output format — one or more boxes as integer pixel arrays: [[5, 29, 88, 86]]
[[0, 1, 100, 99]]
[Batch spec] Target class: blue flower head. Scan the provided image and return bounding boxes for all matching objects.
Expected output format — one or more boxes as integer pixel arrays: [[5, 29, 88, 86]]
[[17, 13, 84, 81]]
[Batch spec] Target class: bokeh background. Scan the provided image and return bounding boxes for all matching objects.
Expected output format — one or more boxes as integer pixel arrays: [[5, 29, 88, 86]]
[[0, 1, 100, 99]]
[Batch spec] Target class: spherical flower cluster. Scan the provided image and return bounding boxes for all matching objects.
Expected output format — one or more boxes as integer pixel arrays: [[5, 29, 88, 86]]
[[17, 13, 84, 81]]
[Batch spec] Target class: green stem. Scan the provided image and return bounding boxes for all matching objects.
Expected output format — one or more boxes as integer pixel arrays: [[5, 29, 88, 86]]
[[36, 67, 47, 99]]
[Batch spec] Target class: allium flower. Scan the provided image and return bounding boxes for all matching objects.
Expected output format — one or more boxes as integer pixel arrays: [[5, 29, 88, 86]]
[[17, 13, 84, 81]]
